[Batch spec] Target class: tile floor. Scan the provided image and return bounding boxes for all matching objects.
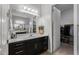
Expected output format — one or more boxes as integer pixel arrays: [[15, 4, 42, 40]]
[[41, 43, 73, 55]]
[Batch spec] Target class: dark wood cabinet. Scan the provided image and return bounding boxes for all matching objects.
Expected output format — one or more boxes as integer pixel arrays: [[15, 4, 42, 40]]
[[9, 36, 48, 55]]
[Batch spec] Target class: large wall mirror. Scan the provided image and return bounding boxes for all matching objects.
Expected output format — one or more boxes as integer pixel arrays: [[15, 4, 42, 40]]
[[7, 5, 39, 37]]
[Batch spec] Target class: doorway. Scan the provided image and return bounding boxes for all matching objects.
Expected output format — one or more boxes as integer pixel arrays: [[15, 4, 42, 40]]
[[53, 4, 74, 55]]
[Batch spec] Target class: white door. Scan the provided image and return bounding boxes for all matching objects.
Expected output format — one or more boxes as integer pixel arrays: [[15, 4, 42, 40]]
[[52, 7, 61, 51]]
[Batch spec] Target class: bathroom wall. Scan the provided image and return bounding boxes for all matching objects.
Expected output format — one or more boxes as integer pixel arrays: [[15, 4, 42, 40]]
[[36, 4, 53, 53], [77, 4, 79, 55], [61, 8, 73, 25], [0, 4, 2, 55], [1, 4, 10, 55], [77, 5, 79, 25]]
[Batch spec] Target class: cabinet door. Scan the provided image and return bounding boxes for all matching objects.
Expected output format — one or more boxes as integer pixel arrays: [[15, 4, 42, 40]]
[[25, 39, 38, 55], [38, 37, 48, 53]]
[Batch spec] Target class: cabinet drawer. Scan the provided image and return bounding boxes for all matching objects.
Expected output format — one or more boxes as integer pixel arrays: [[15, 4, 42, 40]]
[[9, 46, 28, 55], [9, 42, 25, 47], [14, 46, 26, 52]]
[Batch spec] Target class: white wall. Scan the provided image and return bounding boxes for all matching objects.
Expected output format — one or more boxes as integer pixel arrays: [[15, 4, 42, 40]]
[[77, 4, 79, 55], [0, 5, 2, 55], [52, 7, 61, 51], [77, 5, 79, 25], [61, 8, 73, 25], [36, 4, 53, 53], [1, 5, 10, 55]]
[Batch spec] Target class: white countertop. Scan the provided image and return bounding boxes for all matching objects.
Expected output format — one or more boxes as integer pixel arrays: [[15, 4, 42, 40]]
[[8, 34, 48, 43]]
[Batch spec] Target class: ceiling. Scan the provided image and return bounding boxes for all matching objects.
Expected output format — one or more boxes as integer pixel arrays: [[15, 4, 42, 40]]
[[55, 4, 73, 12]]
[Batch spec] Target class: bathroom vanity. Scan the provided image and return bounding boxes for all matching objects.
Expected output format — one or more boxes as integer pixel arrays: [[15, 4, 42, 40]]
[[0, 4, 49, 55], [7, 5, 48, 55], [9, 36, 48, 55]]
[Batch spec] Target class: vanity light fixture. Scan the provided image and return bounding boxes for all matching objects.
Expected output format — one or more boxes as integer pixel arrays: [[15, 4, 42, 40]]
[[23, 6, 39, 15], [31, 9, 38, 14], [24, 6, 32, 11]]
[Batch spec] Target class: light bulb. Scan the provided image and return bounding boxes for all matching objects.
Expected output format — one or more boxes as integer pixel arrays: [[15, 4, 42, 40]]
[[24, 6, 27, 9], [27, 8, 31, 11], [35, 10, 38, 13]]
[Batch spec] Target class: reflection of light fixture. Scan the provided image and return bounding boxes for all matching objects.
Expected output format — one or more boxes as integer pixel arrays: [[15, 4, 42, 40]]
[[29, 22, 32, 25], [31, 9, 35, 12], [15, 20, 24, 24], [14, 24, 19, 27]]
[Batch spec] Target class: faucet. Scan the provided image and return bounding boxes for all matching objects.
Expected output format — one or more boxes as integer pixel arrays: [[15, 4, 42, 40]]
[[11, 32, 17, 39]]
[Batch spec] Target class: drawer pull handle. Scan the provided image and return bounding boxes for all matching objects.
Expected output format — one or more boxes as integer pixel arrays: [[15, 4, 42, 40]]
[[16, 50, 23, 54], [15, 43, 24, 46]]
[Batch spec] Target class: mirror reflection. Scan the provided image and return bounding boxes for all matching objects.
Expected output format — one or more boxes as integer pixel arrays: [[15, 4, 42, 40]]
[[8, 5, 39, 39]]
